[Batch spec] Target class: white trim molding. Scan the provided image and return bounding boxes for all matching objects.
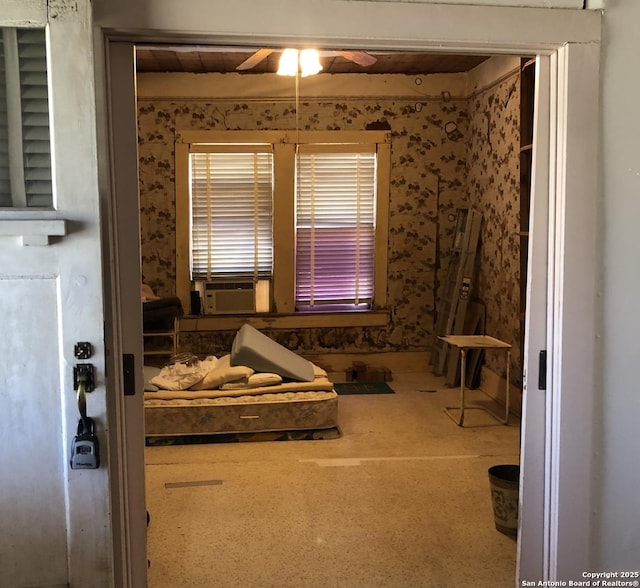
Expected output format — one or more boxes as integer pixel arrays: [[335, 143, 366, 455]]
[[548, 41, 600, 581], [0, 218, 66, 245]]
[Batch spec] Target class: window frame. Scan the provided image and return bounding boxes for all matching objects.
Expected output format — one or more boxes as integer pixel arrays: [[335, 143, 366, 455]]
[[175, 130, 390, 318]]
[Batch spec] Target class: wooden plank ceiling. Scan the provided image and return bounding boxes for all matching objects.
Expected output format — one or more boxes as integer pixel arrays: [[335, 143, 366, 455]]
[[135, 47, 492, 75]]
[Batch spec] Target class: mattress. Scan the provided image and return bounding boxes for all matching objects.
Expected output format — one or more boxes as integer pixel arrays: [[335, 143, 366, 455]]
[[144, 354, 338, 437], [144, 390, 338, 436]]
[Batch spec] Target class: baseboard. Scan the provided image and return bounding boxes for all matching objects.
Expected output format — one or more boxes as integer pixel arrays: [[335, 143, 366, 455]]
[[479, 366, 522, 417], [303, 351, 431, 381], [298, 351, 521, 419]]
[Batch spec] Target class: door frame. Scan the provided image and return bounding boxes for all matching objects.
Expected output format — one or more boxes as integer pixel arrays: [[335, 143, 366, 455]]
[[98, 41, 148, 588], [546, 42, 600, 578], [96, 4, 601, 584], [517, 52, 552, 581]]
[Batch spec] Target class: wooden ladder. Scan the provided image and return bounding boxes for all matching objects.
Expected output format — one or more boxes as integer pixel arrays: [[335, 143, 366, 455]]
[[431, 208, 482, 377]]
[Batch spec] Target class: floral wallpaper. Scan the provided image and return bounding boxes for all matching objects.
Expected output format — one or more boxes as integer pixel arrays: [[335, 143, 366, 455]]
[[137, 92, 469, 351], [466, 73, 522, 386], [137, 70, 523, 386]]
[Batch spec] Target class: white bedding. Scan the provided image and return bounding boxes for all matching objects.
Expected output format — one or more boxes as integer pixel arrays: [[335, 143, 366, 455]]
[[145, 362, 332, 401]]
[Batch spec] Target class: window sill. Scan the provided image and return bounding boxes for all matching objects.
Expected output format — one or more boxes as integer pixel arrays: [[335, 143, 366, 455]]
[[179, 310, 389, 332], [0, 210, 66, 246]]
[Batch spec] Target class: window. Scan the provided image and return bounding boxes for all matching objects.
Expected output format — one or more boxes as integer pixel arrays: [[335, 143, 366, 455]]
[[0, 27, 52, 208], [189, 148, 273, 280], [296, 147, 376, 310], [175, 130, 390, 318]]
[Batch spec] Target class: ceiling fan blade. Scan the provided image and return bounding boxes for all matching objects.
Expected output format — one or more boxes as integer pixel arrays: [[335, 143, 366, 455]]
[[336, 50, 377, 67], [236, 48, 275, 70]]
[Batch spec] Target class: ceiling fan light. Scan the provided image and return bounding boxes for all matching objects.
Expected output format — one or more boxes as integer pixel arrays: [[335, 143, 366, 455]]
[[277, 48, 298, 76], [300, 49, 323, 77]]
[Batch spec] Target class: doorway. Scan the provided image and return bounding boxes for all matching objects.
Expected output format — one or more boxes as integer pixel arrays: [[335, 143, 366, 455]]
[[101, 5, 597, 584], [135, 45, 529, 585]]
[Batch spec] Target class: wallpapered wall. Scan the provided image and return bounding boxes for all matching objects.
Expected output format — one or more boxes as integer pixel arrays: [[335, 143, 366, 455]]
[[137, 70, 522, 384], [466, 75, 522, 385]]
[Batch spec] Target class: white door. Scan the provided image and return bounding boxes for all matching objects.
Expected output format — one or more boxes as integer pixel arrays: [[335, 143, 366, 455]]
[[0, 2, 115, 586], [517, 54, 552, 581]]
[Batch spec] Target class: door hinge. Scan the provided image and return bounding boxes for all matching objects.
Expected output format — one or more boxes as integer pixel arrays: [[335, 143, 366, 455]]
[[538, 350, 547, 390]]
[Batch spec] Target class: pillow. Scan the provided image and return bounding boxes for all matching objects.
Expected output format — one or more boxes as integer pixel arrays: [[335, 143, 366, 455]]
[[150, 361, 206, 391], [231, 324, 315, 382], [189, 354, 254, 390], [220, 372, 283, 390], [143, 365, 161, 391]]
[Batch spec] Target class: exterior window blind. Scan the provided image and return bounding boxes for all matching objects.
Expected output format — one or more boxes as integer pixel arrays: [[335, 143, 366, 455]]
[[189, 150, 273, 280], [0, 27, 52, 208], [295, 148, 376, 309], [0, 32, 9, 205], [18, 28, 52, 207]]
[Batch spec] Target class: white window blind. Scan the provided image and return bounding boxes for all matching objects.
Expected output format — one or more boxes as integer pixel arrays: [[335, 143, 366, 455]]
[[0, 27, 52, 208], [189, 149, 273, 280], [295, 147, 376, 309]]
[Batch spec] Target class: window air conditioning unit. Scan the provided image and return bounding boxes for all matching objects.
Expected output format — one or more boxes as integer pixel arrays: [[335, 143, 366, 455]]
[[203, 280, 256, 314]]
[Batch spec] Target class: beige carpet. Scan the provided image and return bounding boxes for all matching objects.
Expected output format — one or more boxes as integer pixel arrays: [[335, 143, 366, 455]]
[[145, 371, 520, 587]]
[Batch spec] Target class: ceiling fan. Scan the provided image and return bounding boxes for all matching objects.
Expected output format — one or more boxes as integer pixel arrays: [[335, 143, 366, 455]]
[[236, 48, 378, 72]]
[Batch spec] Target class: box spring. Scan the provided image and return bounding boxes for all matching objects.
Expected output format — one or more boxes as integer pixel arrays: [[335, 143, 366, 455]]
[[145, 390, 338, 437]]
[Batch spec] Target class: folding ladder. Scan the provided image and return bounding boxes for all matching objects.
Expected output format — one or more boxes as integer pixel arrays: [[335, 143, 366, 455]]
[[431, 208, 482, 377]]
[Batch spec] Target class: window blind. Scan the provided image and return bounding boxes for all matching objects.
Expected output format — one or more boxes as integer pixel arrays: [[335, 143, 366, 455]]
[[295, 148, 376, 309], [0, 33, 9, 205], [18, 28, 52, 207], [0, 27, 51, 208], [189, 149, 273, 280]]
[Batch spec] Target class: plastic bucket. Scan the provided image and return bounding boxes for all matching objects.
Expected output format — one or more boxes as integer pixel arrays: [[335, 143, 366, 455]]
[[488, 464, 520, 536]]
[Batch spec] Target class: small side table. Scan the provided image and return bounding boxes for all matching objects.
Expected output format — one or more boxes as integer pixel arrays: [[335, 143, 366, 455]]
[[438, 335, 512, 427]]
